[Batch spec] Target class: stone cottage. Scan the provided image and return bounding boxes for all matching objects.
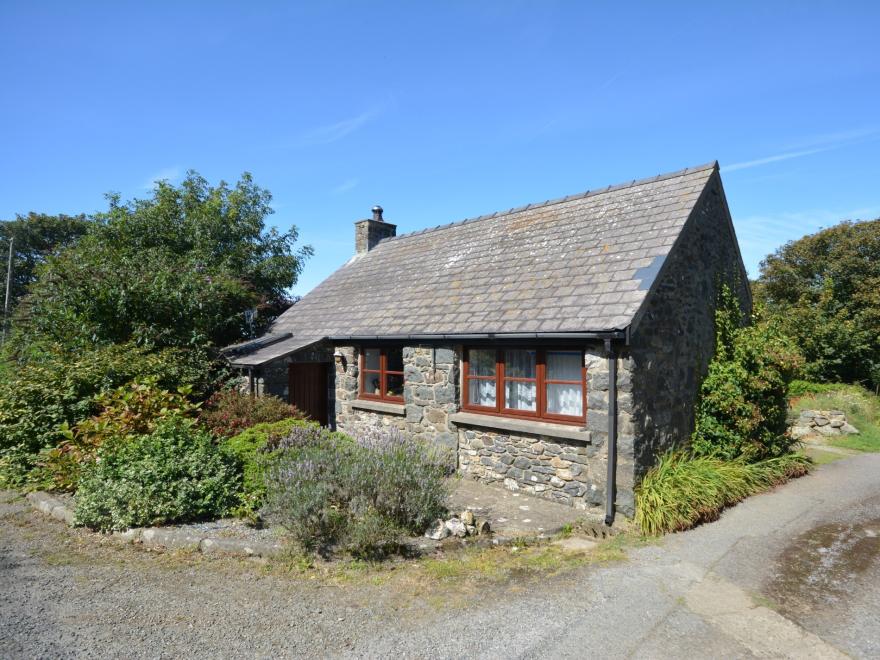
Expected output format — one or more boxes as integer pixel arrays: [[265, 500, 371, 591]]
[[225, 162, 750, 522]]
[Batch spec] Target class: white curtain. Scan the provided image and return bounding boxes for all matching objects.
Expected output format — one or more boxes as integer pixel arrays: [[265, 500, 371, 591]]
[[469, 379, 496, 407], [546, 384, 583, 416], [546, 351, 583, 416], [506, 381, 536, 411]]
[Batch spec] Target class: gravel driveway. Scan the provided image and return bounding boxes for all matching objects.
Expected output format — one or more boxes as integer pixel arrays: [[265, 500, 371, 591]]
[[3, 453, 879, 658]]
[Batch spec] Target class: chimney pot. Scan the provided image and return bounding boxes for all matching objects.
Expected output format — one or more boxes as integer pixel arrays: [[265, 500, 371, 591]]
[[371, 205, 384, 222]]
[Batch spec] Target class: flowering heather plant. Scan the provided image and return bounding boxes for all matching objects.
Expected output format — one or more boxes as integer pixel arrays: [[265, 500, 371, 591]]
[[262, 426, 451, 557]]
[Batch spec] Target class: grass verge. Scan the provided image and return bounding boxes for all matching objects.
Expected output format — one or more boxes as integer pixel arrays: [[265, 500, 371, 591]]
[[790, 382, 880, 452], [635, 451, 812, 536]]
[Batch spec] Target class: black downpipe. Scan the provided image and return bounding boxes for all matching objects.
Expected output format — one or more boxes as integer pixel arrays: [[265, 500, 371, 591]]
[[604, 338, 618, 526], [248, 367, 255, 396]]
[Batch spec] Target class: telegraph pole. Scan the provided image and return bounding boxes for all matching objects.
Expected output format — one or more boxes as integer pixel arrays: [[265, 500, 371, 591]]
[[2, 236, 12, 344]]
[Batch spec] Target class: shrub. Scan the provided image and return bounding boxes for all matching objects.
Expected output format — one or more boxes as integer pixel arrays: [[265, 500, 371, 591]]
[[219, 417, 304, 517], [0, 342, 217, 488], [635, 450, 811, 535], [263, 427, 450, 558], [74, 419, 241, 532], [199, 388, 302, 438], [691, 285, 803, 461], [40, 379, 200, 491]]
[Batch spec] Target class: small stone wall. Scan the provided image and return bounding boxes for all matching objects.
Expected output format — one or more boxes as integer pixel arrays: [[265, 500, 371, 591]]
[[790, 410, 859, 440]]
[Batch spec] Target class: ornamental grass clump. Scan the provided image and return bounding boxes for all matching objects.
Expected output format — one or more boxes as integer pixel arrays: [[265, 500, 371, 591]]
[[263, 427, 450, 558], [635, 450, 811, 536]]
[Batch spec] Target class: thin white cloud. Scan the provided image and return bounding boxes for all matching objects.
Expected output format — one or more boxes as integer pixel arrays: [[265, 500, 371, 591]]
[[725, 146, 835, 172], [332, 178, 360, 194], [142, 166, 181, 189], [735, 205, 880, 276], [726, 127, 880, 172], [298, 109, 380, 146]]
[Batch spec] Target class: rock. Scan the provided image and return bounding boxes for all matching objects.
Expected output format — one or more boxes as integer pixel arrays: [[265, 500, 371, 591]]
[[816, 425, 840, 436], [840, 423, 860, 435], [789, 426, 813, 440], [460, 510, 475, 526], [424, 519, 450, 540], [799, 410, 818, 419], [466, 525, 476, 536], [477, 520, 491, 535], [445, 518, 468, 538], [814, 416, 830, 427], [830, 420, 844, 428]]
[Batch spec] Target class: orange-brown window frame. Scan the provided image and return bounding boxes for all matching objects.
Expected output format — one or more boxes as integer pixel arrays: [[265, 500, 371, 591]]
[[359, 347, 404, 402], [462, 348, 587, 425]]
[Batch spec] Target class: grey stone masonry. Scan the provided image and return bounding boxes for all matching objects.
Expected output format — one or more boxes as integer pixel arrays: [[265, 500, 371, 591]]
[[627, 169, 750, 482], [334, 345, 460, 463]]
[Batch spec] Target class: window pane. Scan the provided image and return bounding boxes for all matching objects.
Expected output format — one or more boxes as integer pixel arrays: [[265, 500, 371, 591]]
[[386, 373, 404, 398], [386, 347, 404, 372], [504, 349, 536, 378], [468, 379, 496, 407], [365, 372, 382, 395], [364, 348, 380, 371], [505, 380, 536, 411], [546, 351, 582, 381], [546, 383, 583, 417], [468, 349, 496, 376]]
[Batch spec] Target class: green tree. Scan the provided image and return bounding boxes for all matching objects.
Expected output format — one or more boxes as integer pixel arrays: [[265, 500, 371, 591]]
[[0, 212, 91, 309], [10, 172, 312, 353], [755, 219, 880, 388]]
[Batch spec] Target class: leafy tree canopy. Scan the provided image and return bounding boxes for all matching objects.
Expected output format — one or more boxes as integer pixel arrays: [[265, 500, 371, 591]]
[[0, 212, 91, 309], [10, 171, 312, 353], [754, 218, 880, 387]]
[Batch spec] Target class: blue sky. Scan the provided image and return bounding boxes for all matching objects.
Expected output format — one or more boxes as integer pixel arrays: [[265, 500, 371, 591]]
[[1, 2, 878, 295]]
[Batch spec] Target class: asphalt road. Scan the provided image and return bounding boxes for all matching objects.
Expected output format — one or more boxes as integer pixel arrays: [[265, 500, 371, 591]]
[[2, 454, 878, 658]]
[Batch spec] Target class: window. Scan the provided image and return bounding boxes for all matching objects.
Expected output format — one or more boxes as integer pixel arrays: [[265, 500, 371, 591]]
[[360, 347, 404, 401], [463, 348, 586, 424]]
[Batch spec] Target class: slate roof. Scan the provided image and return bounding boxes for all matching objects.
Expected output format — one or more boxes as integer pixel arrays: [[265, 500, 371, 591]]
[[231, 162, 719, 366]]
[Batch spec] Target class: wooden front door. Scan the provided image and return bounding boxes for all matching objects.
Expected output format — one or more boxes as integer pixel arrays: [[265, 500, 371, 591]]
[[288, 363, 328, 425]]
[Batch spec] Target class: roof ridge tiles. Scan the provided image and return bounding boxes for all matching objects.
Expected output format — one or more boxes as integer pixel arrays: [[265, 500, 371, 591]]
[[382, 161, 717, 245]]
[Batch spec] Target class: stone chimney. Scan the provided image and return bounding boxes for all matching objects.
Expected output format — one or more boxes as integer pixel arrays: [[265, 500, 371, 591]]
[[354, 205, 396, 254]]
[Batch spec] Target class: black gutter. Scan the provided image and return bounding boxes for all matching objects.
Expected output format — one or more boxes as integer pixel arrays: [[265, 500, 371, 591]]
[[605, 337, 618, 526], [326, 331, 626, 342]]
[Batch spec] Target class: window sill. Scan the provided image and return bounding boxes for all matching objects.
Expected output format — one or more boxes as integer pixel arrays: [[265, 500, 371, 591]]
[[449, 412, 591, 443], [351, 399, 406, 415]]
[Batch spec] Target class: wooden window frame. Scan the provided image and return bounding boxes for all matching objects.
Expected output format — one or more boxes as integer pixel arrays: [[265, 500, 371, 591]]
[[462, 348, 587, 426], [359, 347, 404, 402]]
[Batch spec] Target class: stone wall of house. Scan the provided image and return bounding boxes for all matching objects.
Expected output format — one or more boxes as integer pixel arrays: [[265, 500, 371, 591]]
[[456, 343, 637, 515], [333, 344, 459, 462], [628, 171, 751, 482]]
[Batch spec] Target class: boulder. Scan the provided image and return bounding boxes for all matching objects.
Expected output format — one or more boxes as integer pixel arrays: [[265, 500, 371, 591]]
[[477, 520, 491, 535], [425, 519, 450, 540], [460, 510, 475, 526], [840, 422, 860, 435], [445, 518, 468, 538], [813, 416, 830, 427]]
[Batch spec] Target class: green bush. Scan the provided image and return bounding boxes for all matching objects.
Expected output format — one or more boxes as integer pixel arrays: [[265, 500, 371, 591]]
[[636, 450, 811, 535], [199, 388, 302, 438], [691, 285, 803, 461], [219, 417, 304, 517], [754, 218, 880, 388], [263, 426, 450, 558], [40, 379, 200, 491], [74, 419, 241, 532], [0, 343, 217, 488]]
